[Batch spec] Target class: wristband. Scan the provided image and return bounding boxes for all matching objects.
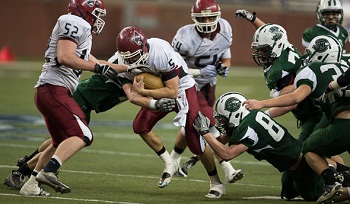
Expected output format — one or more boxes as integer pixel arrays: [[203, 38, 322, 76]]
[[264, 109, 270, 116], [330, 80, 341, 90], [149, 99, 157, 109], [249, 12, 257, 22]]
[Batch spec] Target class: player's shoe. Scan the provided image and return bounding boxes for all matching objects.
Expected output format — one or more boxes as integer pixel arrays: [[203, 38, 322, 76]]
[[205, 183, 226, 199], [17, 156, 28, 167], [178, 156, 198, 177], [158, 159, 179, 188], [226, 169, 244, 183], [36, 171, 71, 194], [316, 182, 343, 204], [20, 181, 50, 197], [4, 170, 25, 190]]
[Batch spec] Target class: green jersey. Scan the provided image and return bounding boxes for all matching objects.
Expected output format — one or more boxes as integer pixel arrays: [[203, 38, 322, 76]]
[[74, 74, 131, 114], [295, 61, 350, 120], [302, 24, 348, 52], [229, 110, 302, 172], [264, 47, 301, 90], [264, 46, 320, 121]]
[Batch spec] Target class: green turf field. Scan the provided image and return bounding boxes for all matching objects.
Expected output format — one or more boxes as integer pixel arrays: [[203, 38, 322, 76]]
[[0, 61, 348, 204]]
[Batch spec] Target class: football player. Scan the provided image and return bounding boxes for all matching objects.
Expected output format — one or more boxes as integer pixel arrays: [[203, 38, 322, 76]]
[[112, 25, 227, 198], [244, 35, 350, 204], [17, 0, 142, 197], [302, 0, 348, 53], [169, 0, 243, 183], [193, 92, 350, 202], [5, 71, 176, 190]]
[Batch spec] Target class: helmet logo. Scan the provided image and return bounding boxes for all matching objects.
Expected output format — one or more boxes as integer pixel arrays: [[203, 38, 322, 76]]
[[269, 26, 283, 41], [86, 0, 97, 7], [312, 38, 330, 53], [133, 30, 143, 46], [225, 97, 241, 112]]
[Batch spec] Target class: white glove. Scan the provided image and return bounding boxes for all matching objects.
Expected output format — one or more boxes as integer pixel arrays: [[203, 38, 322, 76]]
[[270, 89, 280, 98], [193, 112, 210, 136], [235, 9, 256, 22], [127, 64, 148, 74], [200, 65, 217, 77]]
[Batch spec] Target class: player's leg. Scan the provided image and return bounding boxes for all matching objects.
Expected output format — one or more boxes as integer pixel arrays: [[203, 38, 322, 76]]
[[303, 122, 349, 203], [185, 86, 225, 198], [170, 128, 188, 177], [133, 107, 178, 188]]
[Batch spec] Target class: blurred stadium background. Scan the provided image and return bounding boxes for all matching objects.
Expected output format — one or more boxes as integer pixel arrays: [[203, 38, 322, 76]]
[[1, 0, 350, 65]]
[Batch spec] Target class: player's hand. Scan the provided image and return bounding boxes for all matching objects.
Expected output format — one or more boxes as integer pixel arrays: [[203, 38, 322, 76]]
[[155, 98, 176, 112], [200, 65, 217, 77], [94, 63, 118, 79], [193, 111, 210, 136], [133, 76, 145, 94], [235, 9, 256, 22], [243, 99, 264, 111], [216, 62, 229, 78]]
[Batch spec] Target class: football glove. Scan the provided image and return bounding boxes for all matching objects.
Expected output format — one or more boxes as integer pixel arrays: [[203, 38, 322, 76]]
[[94, 63, 118, 79], [127, 64, 149, 74], [193, 111, 210, 136], [216, 62, 229, 78], [200, 65, 217, 77], [235, 9, 256, 22], [270, 89, 280, 98], [155, 98, 176, 112]]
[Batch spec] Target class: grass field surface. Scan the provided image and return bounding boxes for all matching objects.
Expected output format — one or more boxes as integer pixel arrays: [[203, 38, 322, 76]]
[[0, 61, 348, 204]]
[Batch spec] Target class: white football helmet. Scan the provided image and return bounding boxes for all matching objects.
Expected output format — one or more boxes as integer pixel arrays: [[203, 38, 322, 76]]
[[316, 0, 343, 30], [191, 0, 221, 33], [214, 92, 249, 134], [305, 35, 342, 63], [251, 24, 290, 67]]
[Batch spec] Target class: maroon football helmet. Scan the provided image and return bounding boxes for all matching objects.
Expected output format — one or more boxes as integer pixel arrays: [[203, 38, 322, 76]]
[[116, 26, 149, 65], [68, 0, 106, 34], [191, 0, 221, 33]]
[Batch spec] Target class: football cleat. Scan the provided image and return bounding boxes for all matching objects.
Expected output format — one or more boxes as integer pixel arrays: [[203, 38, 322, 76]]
[[17, 156, 28, 167], [20, 181, 50, 197], [205, 183, 226, 199], [4, 170, 25, 190], [36, 171, 71, 194], [226, 169, 244, 184], [179, 156, 198, 177], [157, 159, 179, 188], [316, 182, 343, 204]]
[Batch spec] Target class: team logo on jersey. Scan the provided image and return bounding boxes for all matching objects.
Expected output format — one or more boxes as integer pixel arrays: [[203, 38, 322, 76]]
[[225, 97, 241, 112], [269, 26, 283, 42], [133, 30, 143, 45], [313, 38, 330, 53]]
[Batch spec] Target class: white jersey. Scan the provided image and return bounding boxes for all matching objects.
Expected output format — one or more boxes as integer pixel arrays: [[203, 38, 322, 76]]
[[112, 38, 195, 127], [172, 18, 232, 86], [34, 14, 93, 94], [115, 38, 195, 90]]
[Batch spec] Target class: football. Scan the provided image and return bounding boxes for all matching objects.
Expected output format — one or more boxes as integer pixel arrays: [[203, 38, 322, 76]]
[[135, 72, 164, 89]]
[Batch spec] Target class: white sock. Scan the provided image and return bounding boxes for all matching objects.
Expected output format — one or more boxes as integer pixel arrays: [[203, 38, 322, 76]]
[[220, 161, 235, 175], [159, 151, 172, 165], [209, 174, 222, 185], [52, 155, 63, 165]]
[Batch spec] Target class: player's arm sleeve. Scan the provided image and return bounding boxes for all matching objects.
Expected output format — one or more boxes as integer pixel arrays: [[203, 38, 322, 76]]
[[336, 69, 350, 87]]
